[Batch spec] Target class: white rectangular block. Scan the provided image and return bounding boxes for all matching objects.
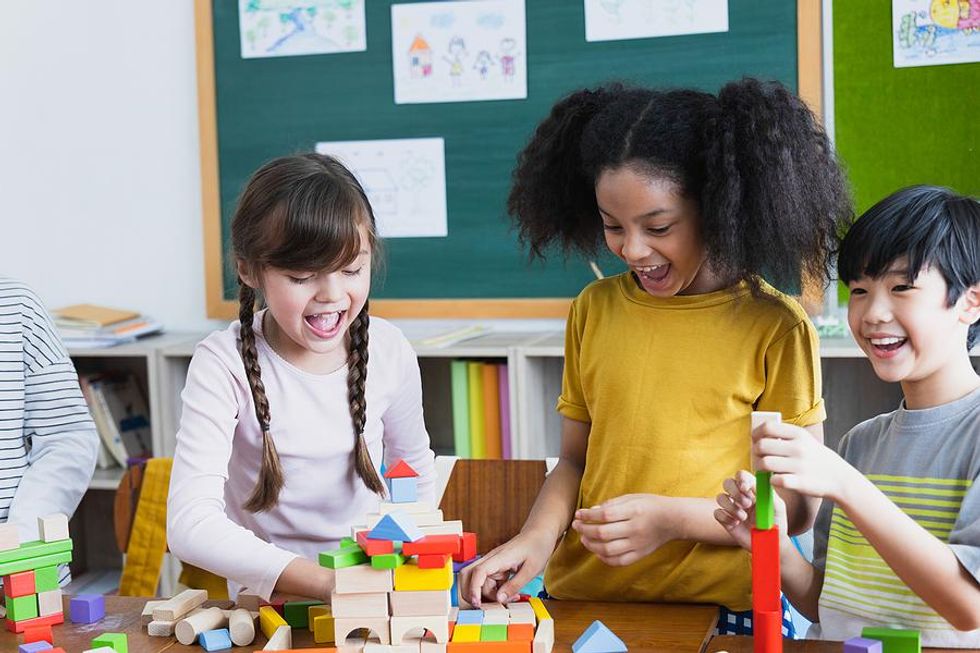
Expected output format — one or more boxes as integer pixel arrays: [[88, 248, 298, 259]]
[[482, 611, 509, 626], [142, 600, 167, 625], [367, 510, 445, 528], [0, 523, 19, 551], [331, 591, 390, 618], [378, 501, 435, 515], [532, 617, 554, 653], [153, 588, 208, 621], [419, 521, 463, 536], [335, 565, 394, 594], [37, 589, 63, 617], [750, 411, 782, 470], [389, 590, 451, 617], [38, 514, 70, 542]]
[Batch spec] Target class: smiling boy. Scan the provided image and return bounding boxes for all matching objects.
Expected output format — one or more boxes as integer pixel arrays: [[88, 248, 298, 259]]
[[715, 186, 980, 644]]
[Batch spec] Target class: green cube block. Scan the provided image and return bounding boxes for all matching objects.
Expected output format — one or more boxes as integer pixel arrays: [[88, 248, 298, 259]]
[[6, 593, 38, 621], [339, 537, 356, 549], [481, 624, 508, 641], [862, 627, 921, 653], [371, 553, 406, 570], [34, 565, 60, 592], [284, 600, 323, 628], [92, 632, 128, 653], [755, 471, 774, 530], [319, 545, 368, 569]]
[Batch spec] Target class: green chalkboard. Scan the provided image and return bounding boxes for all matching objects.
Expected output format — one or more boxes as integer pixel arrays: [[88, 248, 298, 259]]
[[834, 1, 979, 213], [200, 1, 809, 318]]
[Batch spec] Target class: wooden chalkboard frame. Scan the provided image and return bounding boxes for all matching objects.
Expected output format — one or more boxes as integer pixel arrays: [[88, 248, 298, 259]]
[[196, 0, 823, 320]]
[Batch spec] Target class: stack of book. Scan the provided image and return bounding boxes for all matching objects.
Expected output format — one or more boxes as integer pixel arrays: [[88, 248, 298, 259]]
[[53, 303, 162, 348], [449, 360, 511, 459], [79, 373, 153, 469]]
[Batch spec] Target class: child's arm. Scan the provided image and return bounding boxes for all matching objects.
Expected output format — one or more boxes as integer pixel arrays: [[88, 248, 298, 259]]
[[756, 421, 980, 630], [715, 470, 825, 621], [459, 416, 589, 606], [778, 422, 825, 535]]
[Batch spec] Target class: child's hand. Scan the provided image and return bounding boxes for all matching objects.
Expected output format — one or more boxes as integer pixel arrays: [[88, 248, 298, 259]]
[[458, 530, 555, 607], [753, 420, 852, 501], [714, 470, 757, 550], [571, 494, 672, 566], [715, 470, 790, 549]]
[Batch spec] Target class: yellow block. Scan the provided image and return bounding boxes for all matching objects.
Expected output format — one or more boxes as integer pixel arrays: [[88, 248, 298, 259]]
[[260, 605, 289, 639], [312, 612, 335, 644], [452, 624, 482, 642], [393, 558, 453, 591], [528, 597, 552, 622]]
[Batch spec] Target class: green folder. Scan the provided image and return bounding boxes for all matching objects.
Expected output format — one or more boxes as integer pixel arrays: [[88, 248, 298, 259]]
[[450, 360, 471, 458]]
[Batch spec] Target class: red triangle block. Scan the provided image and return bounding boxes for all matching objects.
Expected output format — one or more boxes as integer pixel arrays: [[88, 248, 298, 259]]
[[401, 534, 461, 556], [384, 459, 419, 479], [357, 530, 395, 556]]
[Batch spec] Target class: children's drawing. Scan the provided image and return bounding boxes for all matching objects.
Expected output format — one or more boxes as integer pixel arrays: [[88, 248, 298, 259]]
[[583, 0, 728, 42], [239, 0, 366, 59], [892, 0, 980, 67], [391, 0, 527, 104], [315, 138, 448, 238]]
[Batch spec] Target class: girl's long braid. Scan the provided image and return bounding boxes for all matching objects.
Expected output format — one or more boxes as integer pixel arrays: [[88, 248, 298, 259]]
[[347, 300, 386, 495], [239, 283, 285, 512]]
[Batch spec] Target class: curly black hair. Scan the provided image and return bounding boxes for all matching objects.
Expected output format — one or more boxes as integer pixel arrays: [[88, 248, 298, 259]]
[[507, 78, 853, 293]]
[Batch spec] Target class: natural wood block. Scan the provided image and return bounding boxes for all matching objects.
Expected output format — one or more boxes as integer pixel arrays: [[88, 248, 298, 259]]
[[147, 619, 177, 637], [335, 565, 394, 594], [263, 624, 292, 650], [419, 522, 464, 536], [174, 606, 226, 645], [141, 600, 167, 626], [379, 501, 435, 515], [228, 607, 256, 646], [391, 615, 449, 645], [422, 640, 448, 653], [152, 589, 208, 622], [366, 641, 422, 653], [448, 643, 531, 653], [367, 511, 445, 528], [37, 589, 62, 617], [335, 616, 391, 645], [482, 612, 509, 626], [37, 514, 69, 543], [0, 523, 18, 551], [236, 590, 262, 612], [331, 591, 390, 618], [389, 589, 451, 617], [531, 617, 553, 653]]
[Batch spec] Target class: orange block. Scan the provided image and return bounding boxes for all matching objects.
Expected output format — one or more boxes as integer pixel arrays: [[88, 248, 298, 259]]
[[418, 554, 450, 569], [5, 611, 64, 633], [24, 624, 54, 644], [449, 642, 531, 653], [507, 624, 534, 642]]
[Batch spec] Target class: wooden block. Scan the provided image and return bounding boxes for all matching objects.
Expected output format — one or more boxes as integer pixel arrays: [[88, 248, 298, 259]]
[[389, 589, 451, 617], [228, 608, 255, 646], [284, 600, 323, 628], [148, 619, 178, 637], [379, 501, 435, 515], [370, 511, 425, 543], [861, 628, 921, 653], [335, 564, 394, 594], [480, 603, 507, 615], [313, 612, 335, 644], [235, 590, 262, 612], [366, 641, 421, 653], [452, 625, 482, 643], [321, 545, 370, 570], [532, 618, 554, 653], [91, 633, 127, 653], [152, 589, 208, 622], [36, 589, 62, 618], [394, 559, 453, 592], [335, 616, 391, 645], [402, 536, 461, 557], [506, 604, 535, 626], [4, 570, 35, 598], [481, 612, 509, 626], [259, 606, 289, 640], [372, 553, 407, 570], [0, 523, 18, 552], [0, 549, 72, 577], [7, 593, 38, 621], [481, 624, 507, 641], [174, 606, 227, 645], [357, 531, 395, 556], [389, 477, 419, 504], [140, 600, 166, 626], [310, 604, 333, 631], [508, 624, 534, 642], [37, 515, 69, 544], [337, 635, 372, 653], [0, 539, 72, 566], [331, 591, 390, 618], [753, 610, 782, 653], [368, 511, 445, 528], [33, 566, 59, 593], [418, 554, 450, 570], [263, 624, 293, 651], [844, 638, 883, 653], [751, 527, 781, 613], [749, 411, 782, 472], [456, 610, 483, 625], [422, 640, 448, 653], [421, 522, 464, 536], [5, 611, 63, 633], [449, 643, 531, 653], [526, 599, 551, 622], [199, 628, 233, 652], [83, 649, 117, 653], [391, 615, 449, 645], [452, 534, 477, 563], [23, 622, 54, 644]]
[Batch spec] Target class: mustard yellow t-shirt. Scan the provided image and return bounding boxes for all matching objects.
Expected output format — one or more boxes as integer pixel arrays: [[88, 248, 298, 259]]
[[544, 273, 825, 611]]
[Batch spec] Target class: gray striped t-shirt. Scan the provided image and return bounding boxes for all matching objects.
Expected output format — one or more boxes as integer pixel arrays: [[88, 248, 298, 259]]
[[0, 278, 98, 585], [810, 385, 980, 645]]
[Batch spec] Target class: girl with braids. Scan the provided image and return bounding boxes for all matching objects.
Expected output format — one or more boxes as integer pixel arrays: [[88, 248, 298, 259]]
[[168, 153, 435, 602], [461, 79, 852, 635]]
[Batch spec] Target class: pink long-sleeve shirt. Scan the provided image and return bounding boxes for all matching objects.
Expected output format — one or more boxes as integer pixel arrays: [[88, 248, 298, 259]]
[[167, 311, 435, 599]]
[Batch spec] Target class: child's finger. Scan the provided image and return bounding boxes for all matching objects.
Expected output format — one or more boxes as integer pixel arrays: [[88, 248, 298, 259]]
[[572, 518, 631, 542], [715, 492, 748, 521], [714, 508, 741, 529], [580, 535, 632, 558], [734, 469, 756, 494], [752, 421, 802, 443], [721, 477, 752, 508], [575, 503, 629, 524]]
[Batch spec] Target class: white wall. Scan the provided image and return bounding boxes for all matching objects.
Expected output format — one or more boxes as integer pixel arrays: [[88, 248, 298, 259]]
[[0, 2, 224, 332]]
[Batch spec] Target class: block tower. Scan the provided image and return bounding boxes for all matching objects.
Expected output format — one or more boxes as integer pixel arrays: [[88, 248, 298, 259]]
[[1, 514, 72, 634], [318, 458, 554, 653], [751, 412, 782, 653]]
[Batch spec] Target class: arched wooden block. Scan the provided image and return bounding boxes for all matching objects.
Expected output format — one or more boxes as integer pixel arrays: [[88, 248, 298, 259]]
[[334, 616, 391, 645], [390, 615, 449, 645]]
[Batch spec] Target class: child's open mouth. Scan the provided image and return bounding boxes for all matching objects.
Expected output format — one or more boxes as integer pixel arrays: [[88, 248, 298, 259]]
[[635, 264, 671, 292], [305, 311, 345, 339], [869, 336, 907, 357]]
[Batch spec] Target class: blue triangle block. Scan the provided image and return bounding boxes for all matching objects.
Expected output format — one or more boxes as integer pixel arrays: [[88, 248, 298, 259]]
[[572, 620, 627, 653], [368, 510, 424, 542]]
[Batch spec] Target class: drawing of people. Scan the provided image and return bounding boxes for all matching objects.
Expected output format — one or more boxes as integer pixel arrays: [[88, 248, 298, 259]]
[[497, 37, 520, 82], [443, 36, 468, 87], [473, 50, 494, 80], [408, 34, 433, 78]]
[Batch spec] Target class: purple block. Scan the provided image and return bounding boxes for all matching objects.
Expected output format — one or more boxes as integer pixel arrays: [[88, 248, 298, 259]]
[[844, 638, 884, 653], [69, 593, 105, 623], [19, 643, 53, 653], [453, 554, 481, 573]]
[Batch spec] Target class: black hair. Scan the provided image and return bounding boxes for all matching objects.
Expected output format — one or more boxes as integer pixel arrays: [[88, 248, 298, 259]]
[[838, 185, 980, 349], [507, 78, 853, 294]]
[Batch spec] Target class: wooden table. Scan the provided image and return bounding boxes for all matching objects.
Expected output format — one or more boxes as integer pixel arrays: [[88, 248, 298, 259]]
[[4, 596, 719, 652], [706, 635, 971, 653]]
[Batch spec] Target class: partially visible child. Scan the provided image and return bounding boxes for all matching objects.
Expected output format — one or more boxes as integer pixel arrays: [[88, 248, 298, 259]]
[[716, 186, 980, 645], [167, 153, 435, 601], [0, 278, 99, 586]]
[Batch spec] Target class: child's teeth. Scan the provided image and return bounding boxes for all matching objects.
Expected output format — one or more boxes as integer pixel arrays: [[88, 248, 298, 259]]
[[871, 337, 903, 345]]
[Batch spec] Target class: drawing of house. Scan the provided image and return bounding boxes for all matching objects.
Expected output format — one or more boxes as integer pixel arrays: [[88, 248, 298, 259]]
[[408, 34, 433, 78]]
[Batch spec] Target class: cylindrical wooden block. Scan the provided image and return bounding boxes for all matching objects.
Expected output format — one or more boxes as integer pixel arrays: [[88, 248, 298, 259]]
[[228, 607, 256, 646], [175, 606, 227, 645]]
